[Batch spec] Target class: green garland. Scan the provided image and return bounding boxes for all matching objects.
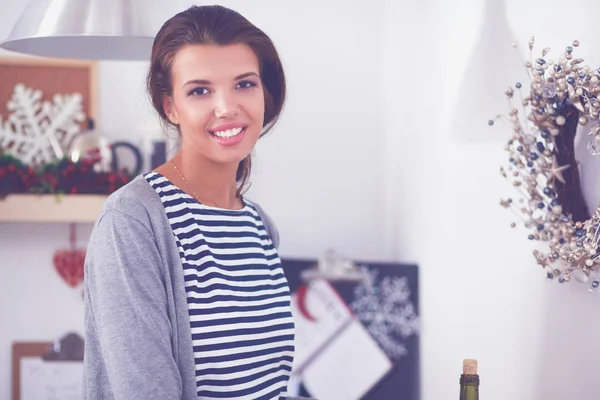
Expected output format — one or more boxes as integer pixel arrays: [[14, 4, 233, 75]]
[[0, 152, 133, 198]]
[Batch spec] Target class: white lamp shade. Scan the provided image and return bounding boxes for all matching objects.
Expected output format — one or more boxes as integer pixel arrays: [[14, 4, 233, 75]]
[[0, 0, 180, 61]]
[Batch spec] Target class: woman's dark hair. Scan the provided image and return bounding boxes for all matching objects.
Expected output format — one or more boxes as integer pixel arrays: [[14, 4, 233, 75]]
[[147, 5, 286, 196]]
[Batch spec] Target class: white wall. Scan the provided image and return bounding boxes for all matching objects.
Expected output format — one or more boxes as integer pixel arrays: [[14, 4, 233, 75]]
[[2, 0, 600, 399], [387, 0, 600, 399]]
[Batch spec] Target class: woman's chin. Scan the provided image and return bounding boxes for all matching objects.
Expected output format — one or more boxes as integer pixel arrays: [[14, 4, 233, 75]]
[[209, 150, 253, 167]]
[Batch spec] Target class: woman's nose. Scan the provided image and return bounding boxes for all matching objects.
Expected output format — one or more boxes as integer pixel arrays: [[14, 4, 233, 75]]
[[214, 92, 239, 118]]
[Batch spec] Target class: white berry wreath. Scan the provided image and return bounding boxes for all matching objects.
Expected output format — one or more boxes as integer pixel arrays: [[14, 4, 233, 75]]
[[491, 37, 600, 291]]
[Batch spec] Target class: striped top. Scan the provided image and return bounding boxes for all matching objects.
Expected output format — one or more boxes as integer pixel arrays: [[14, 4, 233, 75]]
[[144, 172, 296, 399]]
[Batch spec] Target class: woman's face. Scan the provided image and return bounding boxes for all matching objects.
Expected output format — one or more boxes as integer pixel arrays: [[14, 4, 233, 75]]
[[164, 43, 265, 167]]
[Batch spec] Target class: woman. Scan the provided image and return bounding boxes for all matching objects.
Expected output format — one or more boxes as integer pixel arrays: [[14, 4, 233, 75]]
[[83, 5, 296, 400]]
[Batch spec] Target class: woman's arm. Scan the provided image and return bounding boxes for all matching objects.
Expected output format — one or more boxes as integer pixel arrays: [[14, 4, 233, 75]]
[[83, 208, 182, 399]]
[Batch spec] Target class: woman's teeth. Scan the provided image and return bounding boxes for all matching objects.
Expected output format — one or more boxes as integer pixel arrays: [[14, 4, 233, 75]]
[[212, 127, 244, 138]]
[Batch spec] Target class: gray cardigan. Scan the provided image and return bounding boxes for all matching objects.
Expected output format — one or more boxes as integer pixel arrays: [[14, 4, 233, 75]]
[[83, 175, 280, 400]]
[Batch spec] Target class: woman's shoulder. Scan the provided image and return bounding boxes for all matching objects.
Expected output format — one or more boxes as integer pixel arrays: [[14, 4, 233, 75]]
[[97, 174, 163, 226], [244, 199, 280, 249]]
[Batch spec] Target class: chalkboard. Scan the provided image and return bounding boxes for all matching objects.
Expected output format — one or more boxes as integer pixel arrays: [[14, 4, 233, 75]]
[[281, 257, 421, 400]]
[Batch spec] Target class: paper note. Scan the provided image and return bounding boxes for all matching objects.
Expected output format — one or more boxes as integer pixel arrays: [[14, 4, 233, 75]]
[[301, 318, 393, 400], [20, 357, 83, 400], [290, 279, 353, 374], [290, 279, 392, 400]]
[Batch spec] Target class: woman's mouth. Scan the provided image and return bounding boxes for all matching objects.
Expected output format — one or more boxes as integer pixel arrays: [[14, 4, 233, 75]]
[[209, 126, 247, 146], [210, 126, 245, 138]]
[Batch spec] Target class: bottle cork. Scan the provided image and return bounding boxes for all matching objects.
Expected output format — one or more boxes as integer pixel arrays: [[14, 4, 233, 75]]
[[463, 359, 478, 375]]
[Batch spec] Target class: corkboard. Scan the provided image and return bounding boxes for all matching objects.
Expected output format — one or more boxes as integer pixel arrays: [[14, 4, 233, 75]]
[[0, 57, 98, 126]]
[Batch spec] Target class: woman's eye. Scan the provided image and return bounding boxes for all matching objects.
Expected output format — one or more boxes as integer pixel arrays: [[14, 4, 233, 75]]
[[189, 87, 210, 96], [237, 80, 257, 89]]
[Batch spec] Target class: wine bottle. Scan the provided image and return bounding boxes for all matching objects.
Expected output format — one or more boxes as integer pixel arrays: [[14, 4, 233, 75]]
[[459, 359, 479, 400]]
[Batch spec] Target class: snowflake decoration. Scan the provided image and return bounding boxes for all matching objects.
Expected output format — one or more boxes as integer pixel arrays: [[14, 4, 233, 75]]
[[350, 266, 420, 360], [0, 83, 85, 165]]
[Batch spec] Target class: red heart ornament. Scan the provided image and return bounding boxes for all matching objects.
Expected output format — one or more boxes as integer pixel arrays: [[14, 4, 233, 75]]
[[53, 248, 86, 288]]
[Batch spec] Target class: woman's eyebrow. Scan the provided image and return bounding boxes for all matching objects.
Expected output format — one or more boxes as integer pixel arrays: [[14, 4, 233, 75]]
[[182, 72, 260, 88]]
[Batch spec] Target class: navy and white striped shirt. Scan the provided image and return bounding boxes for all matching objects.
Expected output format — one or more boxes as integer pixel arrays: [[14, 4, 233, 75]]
[[145, 172, 296, 399]]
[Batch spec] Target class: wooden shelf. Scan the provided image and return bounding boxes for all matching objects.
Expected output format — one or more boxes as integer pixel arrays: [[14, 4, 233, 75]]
[[0, 194, 107, 223]]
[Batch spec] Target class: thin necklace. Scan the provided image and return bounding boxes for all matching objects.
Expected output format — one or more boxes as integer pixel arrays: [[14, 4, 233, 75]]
[[170, 159, 201, 202], [169, 159, 242, 208]]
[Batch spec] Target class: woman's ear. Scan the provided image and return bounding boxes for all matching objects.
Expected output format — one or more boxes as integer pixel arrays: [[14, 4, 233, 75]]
[[162, 96, 179, 125]]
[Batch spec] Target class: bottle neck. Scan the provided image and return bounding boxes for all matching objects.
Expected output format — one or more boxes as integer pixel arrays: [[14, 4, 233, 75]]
[[459, 374, 479, 400]]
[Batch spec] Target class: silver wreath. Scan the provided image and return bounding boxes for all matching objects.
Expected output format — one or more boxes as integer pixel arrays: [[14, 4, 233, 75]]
[[491, 37, 600, 291]]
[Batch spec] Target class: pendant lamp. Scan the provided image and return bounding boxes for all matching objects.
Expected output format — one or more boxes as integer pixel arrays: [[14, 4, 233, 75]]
[[0, 0, 178, 61]]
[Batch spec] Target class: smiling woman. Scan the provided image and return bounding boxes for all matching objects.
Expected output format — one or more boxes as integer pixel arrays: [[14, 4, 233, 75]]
[[147, 7, 286, 202], [83, 5, 295, 400]]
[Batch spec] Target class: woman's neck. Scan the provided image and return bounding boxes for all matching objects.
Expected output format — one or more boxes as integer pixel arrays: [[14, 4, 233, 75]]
[[171, 149, 242, 210]]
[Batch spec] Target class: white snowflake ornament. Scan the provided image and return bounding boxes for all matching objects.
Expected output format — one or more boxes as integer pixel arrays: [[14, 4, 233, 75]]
[[350, 266, 420, 360], [0, 83, 85, 165]]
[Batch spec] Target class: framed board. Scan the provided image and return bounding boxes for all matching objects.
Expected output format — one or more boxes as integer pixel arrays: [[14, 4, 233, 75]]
[[0, 56, 99, 125], [12, 333, 84, 400], [12, 342, 51, 400]]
